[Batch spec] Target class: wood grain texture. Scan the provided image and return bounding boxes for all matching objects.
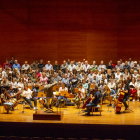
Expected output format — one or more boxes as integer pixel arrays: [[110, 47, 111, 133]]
[[0, 0, 140, 65]]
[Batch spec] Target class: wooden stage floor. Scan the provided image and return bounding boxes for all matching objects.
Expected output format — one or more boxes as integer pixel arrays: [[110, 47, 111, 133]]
[[0, 100, 140, 125]]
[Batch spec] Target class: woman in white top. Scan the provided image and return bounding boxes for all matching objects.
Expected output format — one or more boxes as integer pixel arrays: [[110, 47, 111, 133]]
[[22, 85, 37, 109], [11, 77, 18, 92], [87, 70, 94, 83], [17, 78, 24, 91], [115, 69, 121, 80], [123, 69, 129, 80]]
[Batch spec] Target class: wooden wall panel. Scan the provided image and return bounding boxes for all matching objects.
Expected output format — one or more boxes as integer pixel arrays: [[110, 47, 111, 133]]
[[0, 0, 140, 66]]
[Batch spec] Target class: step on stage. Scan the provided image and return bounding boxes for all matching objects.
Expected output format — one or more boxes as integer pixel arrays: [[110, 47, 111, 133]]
[[0, 101, 140, 139]]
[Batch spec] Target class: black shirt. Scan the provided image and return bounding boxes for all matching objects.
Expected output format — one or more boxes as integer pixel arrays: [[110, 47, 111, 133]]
[[53, 65, 60, 71], [92, 92, 98, 106], [38, 63, 45, 72]]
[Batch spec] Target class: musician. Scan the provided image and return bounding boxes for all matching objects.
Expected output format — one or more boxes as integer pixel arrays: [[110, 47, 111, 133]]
[[107, 78, 116, 106], [99, 80, 107, 99], [85, 86, 101, 116], [72, 83, 86, 108], [22, 85, 37, 109], [56, 83, 68, 107], [1, 88, 21, 112], [40, 80, 57, 109]]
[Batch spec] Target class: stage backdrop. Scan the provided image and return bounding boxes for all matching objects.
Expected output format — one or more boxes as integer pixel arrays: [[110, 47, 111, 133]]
[[0, 0, 140, 65]]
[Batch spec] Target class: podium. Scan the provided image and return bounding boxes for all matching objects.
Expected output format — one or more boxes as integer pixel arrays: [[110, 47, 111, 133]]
[[33, 96, 63, 120]]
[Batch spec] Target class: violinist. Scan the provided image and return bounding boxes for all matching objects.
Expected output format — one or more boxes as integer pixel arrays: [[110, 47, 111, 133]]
[[72, 83, 86, 108]]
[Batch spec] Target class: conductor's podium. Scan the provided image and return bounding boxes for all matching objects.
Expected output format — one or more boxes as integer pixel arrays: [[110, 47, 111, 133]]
[[33, 96, 63, 121]]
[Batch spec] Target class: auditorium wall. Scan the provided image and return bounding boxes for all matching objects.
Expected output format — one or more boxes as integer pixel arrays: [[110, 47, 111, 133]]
[[0, 0, 140, 65]]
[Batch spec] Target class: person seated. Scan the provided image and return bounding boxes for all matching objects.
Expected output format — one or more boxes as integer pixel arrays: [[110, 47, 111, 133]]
[[115, 61, 123, 71], [30, 61, 38, 72], [70, 74, 79, 93], [79, 70, 85, 82], [11, 77, 18, 93], [72, 83, 86, 108], [12, 60, 21, 70], [98, 80, 107, 103], [24, 74, 29, 83], [22, 85, 37, 110], [100, 74, 107, 85], [31, 73, 36, 83], [21, 61, 30, 71], [68, 61, 76, 72], [3, 59, 11, 70], [61, 74, 69, 87], [107, 78, 116, 106], [129, 77, 137, 101], [56, 83, 68, 107], [96, 70, 102, 84], [106, 62, 113, 70], [83, 61, 91, 73], [1, 77, 9, 86], [132, 61, 139, 71], [91, 61, 98, 70], [35, 69, 41, 78], [53, 61, 60, 72], [136, 75, 140, 101], [33, 77, 41, 96], [45, 61, 53, 71], [133, 70, 138, 80], [87, 70, 94, 83], [61, 60, 68, 73], [123, 61, 130, 72], [82, 79, 89, 96], [85, 86, 101, 116], [98, 61, 106, 71], [17, 78, 25, 91], [38, 59, 45, 72], [128, 58, 134, 68], [76, 62, 83, 72], [51, 73, 61, 83], [1, 87, 21, 112]]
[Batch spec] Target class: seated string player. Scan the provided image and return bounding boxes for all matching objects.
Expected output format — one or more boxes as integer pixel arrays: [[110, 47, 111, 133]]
[[113, 81, 130, 111], [85, 86, 101, 116], [107, 78, 116, 106], [72, 83, 86, 108], [1, 88, 21, 113], [22, 85, 37, 110], [136, 75, 140, 101], [56, 83, 68, 107]]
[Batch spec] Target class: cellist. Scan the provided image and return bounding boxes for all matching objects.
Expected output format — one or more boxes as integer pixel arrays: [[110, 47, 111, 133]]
[[113, 80, 129, 111]]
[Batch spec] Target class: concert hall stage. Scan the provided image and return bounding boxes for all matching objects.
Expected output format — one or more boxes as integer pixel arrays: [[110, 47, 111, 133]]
[[0, 101, 140, 139]]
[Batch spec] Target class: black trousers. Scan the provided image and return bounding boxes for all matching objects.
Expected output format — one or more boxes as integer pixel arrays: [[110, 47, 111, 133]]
[[23, 97, 37, 108], [123, 95, 129, 109]]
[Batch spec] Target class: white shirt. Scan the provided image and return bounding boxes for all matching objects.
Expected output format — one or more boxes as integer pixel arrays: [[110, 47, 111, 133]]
[[115, 73, 121, 80], [23, 88, 32, 99], [45, 64, 53, 70], [11, 81, 18, 88], [108, 82, 116, 90], [132, 74, 138, 79], [128, 61, 134, 67], [96, 74, 102, 84], [68, 65, 76, 72], [83, 64, 91, 72], [88, 73, 94, 82], [98, 65, 106, 71], [59, 87, 68, 92], [79, 88, 85, 98]]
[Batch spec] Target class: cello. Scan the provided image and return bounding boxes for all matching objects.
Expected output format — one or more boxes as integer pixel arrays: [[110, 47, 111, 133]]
[[115, 91, 125, 113]]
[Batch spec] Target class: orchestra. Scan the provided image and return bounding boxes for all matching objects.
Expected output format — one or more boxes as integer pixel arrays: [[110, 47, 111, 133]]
[[0, 58, 140, 115]]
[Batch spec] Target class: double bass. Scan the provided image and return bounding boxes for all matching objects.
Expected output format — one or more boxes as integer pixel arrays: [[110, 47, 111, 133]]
[[116, 91, 125, 113]]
